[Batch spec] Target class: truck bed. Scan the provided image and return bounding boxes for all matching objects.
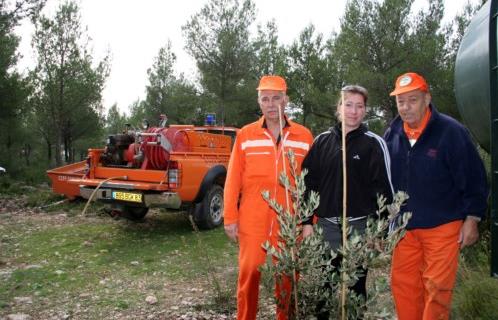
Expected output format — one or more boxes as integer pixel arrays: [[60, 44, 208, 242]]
[[46, 161, 87, 199]]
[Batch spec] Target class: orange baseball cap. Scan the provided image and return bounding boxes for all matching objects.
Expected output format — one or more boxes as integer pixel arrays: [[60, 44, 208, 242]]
[[390, 72, 429, 96], [256, 75, 287, 91]]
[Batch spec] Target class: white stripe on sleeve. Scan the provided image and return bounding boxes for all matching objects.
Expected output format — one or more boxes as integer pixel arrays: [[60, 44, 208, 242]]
[[365, 131, 395, 195]]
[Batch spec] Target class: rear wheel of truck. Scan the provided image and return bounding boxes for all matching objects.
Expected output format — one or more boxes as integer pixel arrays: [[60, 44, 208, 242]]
[[111, 204, 149, 221], [194, 184, 224, 230], [124, 206, 149, 221]]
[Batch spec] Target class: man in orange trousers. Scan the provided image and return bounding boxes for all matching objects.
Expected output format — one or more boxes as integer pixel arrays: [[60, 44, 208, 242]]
[[384, 72, 489, 320], [224, 75, 313, 320]]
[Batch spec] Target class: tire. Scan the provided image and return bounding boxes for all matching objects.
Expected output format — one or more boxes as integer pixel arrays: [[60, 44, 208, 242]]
[[121, 205, 149, 221], [125, 207, 149, 221], [194, 184, 224, 230]]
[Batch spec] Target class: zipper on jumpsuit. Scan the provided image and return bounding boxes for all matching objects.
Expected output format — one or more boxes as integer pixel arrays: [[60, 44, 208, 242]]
[[263, 130, 290, 238]]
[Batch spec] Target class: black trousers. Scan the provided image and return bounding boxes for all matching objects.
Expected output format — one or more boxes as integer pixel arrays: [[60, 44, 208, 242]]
[[316, 218, 368, 319]]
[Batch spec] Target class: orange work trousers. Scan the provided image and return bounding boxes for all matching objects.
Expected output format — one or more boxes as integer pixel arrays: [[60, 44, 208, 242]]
[[237, 233, 291, 320], [391, 220, 462, 320]]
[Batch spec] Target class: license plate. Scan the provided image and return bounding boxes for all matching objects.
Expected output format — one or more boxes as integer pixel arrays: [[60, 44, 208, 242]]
[[112, 191, 142, 203]]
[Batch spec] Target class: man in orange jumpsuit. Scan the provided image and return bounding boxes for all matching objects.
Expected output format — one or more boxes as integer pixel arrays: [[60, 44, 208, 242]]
[[224, 75, 313, 320]]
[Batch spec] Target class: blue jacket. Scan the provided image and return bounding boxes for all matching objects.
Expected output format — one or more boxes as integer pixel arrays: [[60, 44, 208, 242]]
[[384, 104, 488, 229]]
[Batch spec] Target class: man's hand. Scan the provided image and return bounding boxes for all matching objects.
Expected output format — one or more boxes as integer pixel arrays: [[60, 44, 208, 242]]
[[302, 224, 314, 238], [224, 223, 239, 242], [458, 217, 479, 249]]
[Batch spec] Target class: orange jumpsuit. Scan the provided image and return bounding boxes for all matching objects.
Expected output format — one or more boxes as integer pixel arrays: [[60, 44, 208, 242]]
[[224, 116, 313, 320]]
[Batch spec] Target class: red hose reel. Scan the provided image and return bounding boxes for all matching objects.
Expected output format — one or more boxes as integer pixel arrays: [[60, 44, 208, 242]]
[[139, 127, 189, 170]]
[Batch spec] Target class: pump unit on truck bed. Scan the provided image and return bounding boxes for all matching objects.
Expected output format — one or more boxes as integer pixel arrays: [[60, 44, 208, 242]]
[[47, 115, 238, 229]]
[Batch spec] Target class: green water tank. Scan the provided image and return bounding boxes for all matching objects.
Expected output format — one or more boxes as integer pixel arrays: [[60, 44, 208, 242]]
[[455, 0, 494, 152], [455, 0, 498, 278]]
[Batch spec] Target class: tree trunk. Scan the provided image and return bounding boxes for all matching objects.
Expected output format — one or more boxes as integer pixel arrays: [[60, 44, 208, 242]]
[[54, 133, 62, 166], [46, 140, 52, 161], [23, 144, 31, 166], [302, 103, 309, 126], [64, 134, 69, 163], [57, 45, 66, 166], [5, 134, 12, 168], [219, 75, 226, 126]]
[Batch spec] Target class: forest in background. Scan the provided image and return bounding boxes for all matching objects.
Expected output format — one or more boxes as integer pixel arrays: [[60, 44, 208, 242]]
[[0, 0, 485, 180]]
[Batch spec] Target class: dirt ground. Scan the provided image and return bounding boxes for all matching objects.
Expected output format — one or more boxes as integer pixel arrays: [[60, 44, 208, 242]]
[[0, 196, 276, 320]]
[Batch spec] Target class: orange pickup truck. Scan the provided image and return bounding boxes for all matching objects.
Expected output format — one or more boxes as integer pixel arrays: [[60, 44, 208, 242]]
[[47, 118, 237, 229]]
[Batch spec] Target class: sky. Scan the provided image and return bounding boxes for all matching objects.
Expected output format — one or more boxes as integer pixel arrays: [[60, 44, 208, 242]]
[[14, 0, 478, 115]]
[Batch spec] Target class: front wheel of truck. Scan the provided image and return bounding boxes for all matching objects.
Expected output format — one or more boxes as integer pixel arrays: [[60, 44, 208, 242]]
[[193, 184, 224, 230]]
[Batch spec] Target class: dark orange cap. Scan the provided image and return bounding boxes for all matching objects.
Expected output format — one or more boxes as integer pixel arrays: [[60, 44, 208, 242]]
[[257, 75, 287, 91], [390, 72, 429, 96]]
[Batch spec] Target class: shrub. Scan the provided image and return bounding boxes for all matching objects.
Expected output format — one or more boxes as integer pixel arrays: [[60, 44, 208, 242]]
[[260, 151, 411, 319], [452, 263, 498, 320]]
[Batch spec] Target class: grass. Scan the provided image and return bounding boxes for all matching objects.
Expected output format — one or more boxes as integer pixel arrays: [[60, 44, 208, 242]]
[[0, 204, 238, 318], [2, 184, 496, 319]]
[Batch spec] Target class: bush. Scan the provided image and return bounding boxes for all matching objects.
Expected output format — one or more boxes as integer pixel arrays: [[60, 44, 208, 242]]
[[452, 224, 498, 319], [19, 164, 52, 184], [260, 151, 411, 319], [0, 176, 26, 194], [452, 263, 498, 319], [25, 187, 65, 208]]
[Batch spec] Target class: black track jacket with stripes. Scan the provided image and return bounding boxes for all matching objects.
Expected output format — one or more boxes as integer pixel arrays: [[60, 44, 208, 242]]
[[302, 123, 393, 223]]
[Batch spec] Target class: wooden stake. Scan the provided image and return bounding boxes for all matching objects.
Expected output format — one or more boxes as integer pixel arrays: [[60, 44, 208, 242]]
[[340, 90, 348, 320], [278, 101, 291, 212], [277, 98, 298, 317]]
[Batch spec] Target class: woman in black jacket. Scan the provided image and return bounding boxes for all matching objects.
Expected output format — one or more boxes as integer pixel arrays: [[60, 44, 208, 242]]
[[302, 85, 393, 315]]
